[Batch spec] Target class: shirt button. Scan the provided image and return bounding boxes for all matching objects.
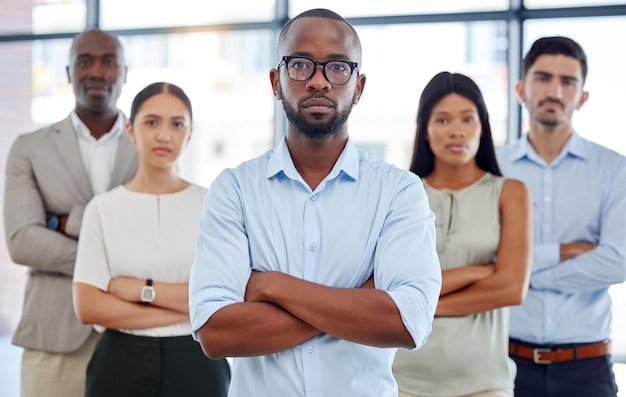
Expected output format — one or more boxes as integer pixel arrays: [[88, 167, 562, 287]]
[[309, 243, 317, 252], [306, 346, 314, 354], [310, 194, 317, 200]]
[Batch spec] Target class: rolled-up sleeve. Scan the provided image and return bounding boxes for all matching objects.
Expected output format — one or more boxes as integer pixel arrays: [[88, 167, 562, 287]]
[[376, 176, 441, 349], [189, 170, 251, 337]]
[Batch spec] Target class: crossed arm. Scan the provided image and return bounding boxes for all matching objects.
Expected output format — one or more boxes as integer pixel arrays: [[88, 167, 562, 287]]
[[3, 137, 82, 276], [559, 242, 597, 262], [435, 179, 533, 317], [529, 164, 626, 292], [192, 170, 442, 360], [74, 278, 189, 330], [196, 274, 413, 359], [72, 197, 190, 330]]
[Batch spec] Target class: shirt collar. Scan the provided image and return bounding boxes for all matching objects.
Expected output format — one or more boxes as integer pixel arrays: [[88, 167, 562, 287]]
[[564, 132, 588, 160], [511, 131, 588, 163], [267, 135, 360, 182], [70, 110, 125, 142]]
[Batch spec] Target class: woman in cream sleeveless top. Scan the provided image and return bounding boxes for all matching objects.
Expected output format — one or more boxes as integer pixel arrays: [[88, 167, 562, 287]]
[[393, 72, 532, 397]]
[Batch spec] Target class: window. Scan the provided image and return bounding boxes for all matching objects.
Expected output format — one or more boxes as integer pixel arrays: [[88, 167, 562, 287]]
[[289, 0, 508, 17], [101, 0, 276, 29], [350, 22, 508, 167], [0, 0, 86, 35], [525, 0, 626, 8]]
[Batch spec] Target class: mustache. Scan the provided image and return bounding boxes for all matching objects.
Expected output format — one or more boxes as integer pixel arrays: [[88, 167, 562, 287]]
[[539, 97, 564, 108]]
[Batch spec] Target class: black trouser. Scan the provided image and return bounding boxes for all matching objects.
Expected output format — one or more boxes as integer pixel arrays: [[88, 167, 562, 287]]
[[85, 329, 231, 397], [510, 339, 617, 397]]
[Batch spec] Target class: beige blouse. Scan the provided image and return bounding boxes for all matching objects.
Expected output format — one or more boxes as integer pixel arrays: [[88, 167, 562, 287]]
[[393, 173, 516, 396]]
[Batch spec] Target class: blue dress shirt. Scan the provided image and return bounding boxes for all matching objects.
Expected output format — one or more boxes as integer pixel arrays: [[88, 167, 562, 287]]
[[497, 132, 626, 345], [189, 137, 441, 397]]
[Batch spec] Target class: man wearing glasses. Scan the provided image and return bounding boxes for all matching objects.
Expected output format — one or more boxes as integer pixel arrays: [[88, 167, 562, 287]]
[[189, 8, 441, 397]]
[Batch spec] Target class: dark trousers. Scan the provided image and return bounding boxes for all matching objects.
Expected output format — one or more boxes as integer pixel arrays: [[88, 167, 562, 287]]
[[511, 348, 617, 397], [85, 329, 231, 397]]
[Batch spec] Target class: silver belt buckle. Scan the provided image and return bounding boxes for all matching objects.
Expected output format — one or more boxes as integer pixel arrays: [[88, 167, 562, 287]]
[[533, 348, 552, 364]]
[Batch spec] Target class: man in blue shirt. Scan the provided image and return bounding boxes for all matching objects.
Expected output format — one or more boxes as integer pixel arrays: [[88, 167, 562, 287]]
[[188, 8, 441, 397], [497, 36, 626, 396]]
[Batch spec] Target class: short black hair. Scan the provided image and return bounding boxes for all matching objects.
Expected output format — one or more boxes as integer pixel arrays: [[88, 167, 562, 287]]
[[409, 71, 501, 178], [521, 36, 587, 83]]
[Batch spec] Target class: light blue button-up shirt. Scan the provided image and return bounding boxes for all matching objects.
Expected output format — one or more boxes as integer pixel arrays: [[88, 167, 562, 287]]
[[189, 137, 441, 397], [497, 132, 626, 344]]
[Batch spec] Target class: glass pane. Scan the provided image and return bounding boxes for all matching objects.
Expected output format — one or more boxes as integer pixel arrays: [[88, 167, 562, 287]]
[[101, 0, 276, 29], [289, 0, 507, 18], [119, 31, 276, 186], [348, 22, 508, 168], [523, 15, 626, 361], [0, 0, 86, 35], [525, 0, 626, 8], [31, 39, 75, 126]]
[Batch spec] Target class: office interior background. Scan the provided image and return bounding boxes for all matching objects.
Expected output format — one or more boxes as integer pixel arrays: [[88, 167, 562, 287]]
[[1, 0, 626, 394]]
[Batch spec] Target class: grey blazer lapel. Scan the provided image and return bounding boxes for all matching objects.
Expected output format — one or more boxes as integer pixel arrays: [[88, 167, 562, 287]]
[[50, 117, 93, 201]]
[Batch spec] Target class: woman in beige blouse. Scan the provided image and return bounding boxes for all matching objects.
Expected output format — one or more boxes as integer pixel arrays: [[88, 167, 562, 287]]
[[393, 72, 532, 397]]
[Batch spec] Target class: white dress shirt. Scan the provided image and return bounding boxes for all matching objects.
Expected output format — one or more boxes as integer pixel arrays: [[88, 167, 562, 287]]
[[71, 110, 125, 195]]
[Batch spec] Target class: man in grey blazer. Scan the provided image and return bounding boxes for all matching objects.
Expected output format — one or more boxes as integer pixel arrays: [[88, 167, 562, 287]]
[[3, 28, 138, 397]]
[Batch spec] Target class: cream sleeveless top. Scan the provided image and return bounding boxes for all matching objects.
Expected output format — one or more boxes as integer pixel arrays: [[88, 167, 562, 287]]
[[393, 173, 516, 396]]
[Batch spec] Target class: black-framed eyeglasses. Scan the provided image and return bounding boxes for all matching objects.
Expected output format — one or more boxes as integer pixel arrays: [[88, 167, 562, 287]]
[[278, 56, 359, 85]]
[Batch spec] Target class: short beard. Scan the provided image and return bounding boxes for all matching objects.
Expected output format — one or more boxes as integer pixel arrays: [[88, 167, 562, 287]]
[[280, 91, 353, 140], [533, 113, 563, 128], [533, 99, 565, 128]]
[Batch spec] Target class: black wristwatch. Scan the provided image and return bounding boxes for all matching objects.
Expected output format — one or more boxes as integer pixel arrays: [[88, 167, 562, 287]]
[[140, 279, 155, 304]]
